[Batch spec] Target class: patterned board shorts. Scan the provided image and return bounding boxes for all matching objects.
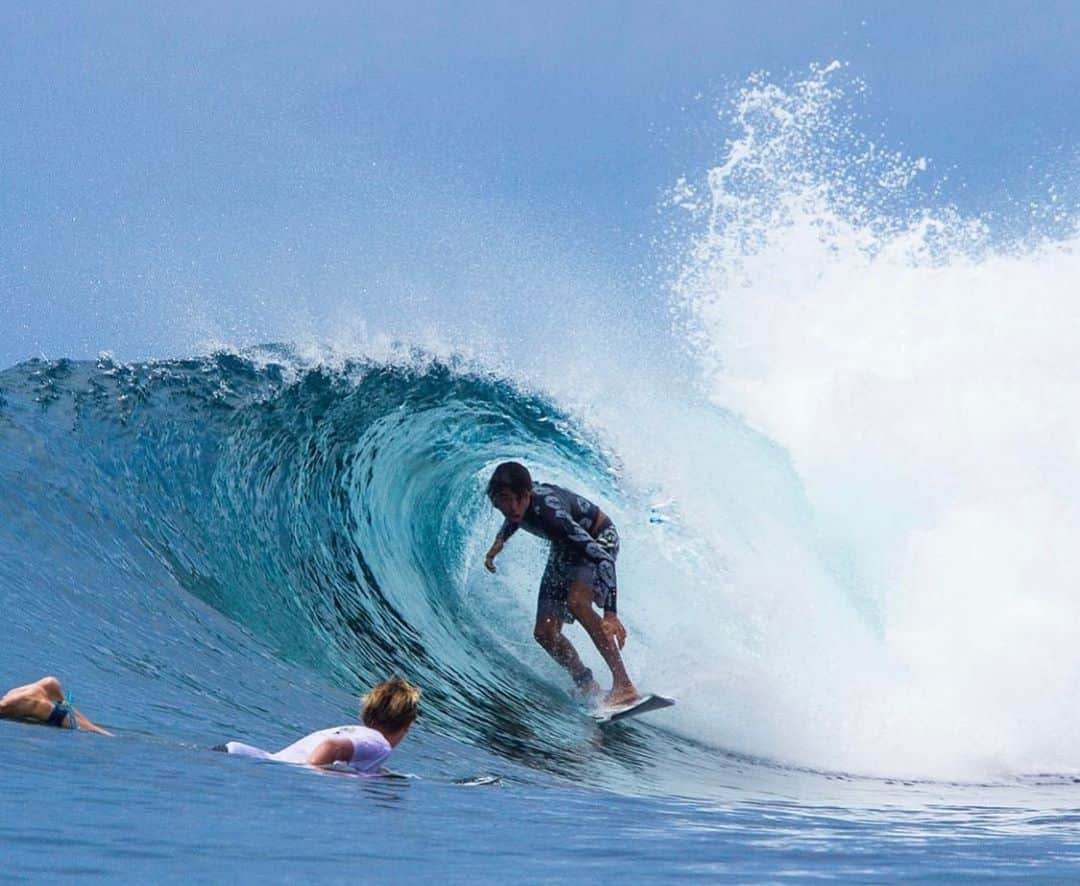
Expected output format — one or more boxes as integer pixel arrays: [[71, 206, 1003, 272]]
[[536, 523, 620, 624]]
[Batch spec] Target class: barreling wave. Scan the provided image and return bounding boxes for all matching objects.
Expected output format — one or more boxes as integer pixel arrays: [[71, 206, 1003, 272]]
[[0, 348, 665, 778]]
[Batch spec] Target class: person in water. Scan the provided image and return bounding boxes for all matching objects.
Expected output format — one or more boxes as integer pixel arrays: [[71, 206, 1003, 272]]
[[0, 675, 111, 735], [484, 461, 639, 707], [218, 676, 420, 774]]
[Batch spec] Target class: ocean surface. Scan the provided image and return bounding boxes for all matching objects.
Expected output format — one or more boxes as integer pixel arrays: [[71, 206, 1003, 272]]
[[5, 66, 1080, 883], [2, 350, 1079, 883]]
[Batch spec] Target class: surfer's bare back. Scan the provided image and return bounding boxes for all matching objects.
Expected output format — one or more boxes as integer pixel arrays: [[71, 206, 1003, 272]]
[[484, 462, 638, 707], [0, 676, 111, 734]]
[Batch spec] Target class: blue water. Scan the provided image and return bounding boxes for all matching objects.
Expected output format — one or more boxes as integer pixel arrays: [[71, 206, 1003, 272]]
[[3, 351, 1080, 882]]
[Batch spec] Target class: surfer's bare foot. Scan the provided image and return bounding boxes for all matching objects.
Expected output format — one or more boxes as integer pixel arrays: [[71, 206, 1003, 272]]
[[605, 685, 639, 707], [573, 679, 603, 700]]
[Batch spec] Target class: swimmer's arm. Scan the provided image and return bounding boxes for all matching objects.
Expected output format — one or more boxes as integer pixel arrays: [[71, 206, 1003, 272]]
[[73, 710, 113, 736], [307, 738, 355, 767]]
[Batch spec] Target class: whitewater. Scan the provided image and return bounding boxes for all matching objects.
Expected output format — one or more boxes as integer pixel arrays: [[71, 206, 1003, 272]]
[[4, 65, 1080, 881]]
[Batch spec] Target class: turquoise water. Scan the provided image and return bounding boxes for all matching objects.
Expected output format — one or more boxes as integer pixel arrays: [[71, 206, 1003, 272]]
[[3, 352, 1080, 882]]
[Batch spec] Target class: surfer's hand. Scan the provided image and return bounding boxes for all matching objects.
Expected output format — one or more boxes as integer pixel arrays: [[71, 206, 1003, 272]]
[[601, 613, 627, 650], [486, 535, 501, 570]]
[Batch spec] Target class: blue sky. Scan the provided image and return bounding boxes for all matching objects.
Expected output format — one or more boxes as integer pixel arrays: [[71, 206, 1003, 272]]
[[2, 1, 1079, 367]]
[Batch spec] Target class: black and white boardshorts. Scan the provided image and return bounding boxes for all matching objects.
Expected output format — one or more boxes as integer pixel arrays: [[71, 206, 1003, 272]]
[[536, 523, 620, 624]]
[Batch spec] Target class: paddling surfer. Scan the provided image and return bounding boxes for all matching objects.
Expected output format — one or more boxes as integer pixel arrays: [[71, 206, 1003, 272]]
[[484, 462, 639, 707], [2, 673, 418, 776], [218, 676, 420, 774], [0, 675, 111, 734]]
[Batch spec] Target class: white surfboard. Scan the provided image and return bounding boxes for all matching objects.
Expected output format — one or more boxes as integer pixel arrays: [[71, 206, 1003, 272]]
[[591, 693, 676, 724]]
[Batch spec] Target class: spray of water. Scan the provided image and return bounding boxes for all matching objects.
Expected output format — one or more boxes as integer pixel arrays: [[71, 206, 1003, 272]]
[[664, 62, 1080, 778]]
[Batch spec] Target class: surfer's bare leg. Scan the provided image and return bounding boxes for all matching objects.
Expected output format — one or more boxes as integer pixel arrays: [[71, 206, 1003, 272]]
[[533, 616, 601, 695], [567, 582, 638, 706]]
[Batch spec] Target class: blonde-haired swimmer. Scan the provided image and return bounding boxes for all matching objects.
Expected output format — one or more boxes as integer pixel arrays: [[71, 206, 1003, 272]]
[[0, 675, 112, 735], [218, 677, 420, 774]]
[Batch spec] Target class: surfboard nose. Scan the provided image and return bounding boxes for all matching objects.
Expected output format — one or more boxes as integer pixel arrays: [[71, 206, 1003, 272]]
[[591, 693, 676, 724]]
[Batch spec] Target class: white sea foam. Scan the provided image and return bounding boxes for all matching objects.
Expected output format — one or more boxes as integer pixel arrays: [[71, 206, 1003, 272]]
[[657, 63, 1080, 778]]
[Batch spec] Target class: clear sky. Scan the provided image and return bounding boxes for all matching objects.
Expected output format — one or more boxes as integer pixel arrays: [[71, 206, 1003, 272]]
[[2, 1, 1079, 367]]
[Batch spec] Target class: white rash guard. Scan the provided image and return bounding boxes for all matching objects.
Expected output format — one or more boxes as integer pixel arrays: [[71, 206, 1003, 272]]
[[224, 725, 392, 774]]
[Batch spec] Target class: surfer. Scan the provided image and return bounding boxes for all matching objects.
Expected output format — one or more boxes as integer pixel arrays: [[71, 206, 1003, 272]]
[[484, 461, 639, 707], [217, 676, 420, 774], [0, 675, 111, 734]]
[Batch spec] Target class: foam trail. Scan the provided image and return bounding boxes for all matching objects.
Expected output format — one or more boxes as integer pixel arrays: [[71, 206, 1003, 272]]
[[668, 63, 1080, 778]]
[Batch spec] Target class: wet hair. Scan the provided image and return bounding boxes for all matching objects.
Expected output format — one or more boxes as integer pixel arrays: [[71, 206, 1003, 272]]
[[486, 461, 533, 501], [361, 677, 421, 733]]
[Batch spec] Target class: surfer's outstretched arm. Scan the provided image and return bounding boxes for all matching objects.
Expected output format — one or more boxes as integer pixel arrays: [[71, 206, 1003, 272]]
[[484, 535, 505, 573], [485, 514, 521, 572], [0, 676, 111, 735]]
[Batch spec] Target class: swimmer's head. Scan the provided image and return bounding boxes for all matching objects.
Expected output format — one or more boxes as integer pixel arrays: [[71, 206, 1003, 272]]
[[361, 677, 420, 745], [487, 461, 533, 522]]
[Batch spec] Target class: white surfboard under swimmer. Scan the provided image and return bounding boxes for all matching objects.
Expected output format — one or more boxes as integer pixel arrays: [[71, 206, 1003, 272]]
[[591, 693, 676, 724]]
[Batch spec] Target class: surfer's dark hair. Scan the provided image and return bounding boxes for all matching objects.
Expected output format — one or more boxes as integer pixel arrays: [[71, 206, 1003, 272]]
[[487, 461, 533, 501]]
